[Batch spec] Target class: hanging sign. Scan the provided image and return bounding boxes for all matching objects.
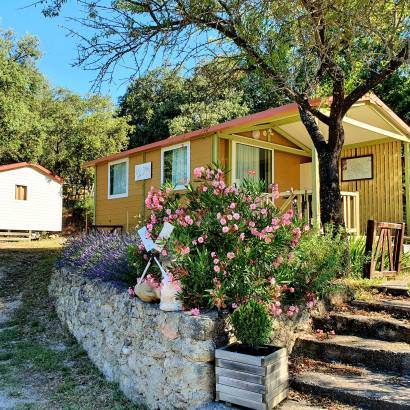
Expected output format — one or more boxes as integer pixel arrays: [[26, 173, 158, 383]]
[[135, 162, 152, 181]]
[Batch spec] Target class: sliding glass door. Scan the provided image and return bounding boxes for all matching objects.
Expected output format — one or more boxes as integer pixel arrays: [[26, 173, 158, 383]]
[[234, 143, 273, 191]]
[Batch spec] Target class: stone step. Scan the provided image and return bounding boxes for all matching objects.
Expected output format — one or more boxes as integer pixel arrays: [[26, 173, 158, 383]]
[[352, 299, 410, 319], [371, 281, 410, 297], [292, 368, 410, 409], [312, 312, 410, 343], [293, 334, 410, 376]]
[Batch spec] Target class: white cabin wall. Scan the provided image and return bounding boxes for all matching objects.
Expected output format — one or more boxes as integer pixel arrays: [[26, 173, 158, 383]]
[[0, 167, 63, 231]]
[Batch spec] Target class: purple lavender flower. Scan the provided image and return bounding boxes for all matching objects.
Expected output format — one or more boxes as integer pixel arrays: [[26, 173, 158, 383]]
[[57, 231, 140, 285]]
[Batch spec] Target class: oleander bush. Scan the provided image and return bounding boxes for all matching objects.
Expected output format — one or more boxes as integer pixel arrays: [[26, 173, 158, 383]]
[[128, 164, 327, 316]]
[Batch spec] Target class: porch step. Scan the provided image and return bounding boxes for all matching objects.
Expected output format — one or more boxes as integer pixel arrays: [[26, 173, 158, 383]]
[[292, 368, 410, 410], [293, 334, 410, 376], [352, 299, 410, 319], [371, 281, 410, 297], [312, 312, 410, 343]]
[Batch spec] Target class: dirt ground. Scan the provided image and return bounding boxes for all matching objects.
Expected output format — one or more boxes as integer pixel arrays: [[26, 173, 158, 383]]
[[0, 239, 141, 410]]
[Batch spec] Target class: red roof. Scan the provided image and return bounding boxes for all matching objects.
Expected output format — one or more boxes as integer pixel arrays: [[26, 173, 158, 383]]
[[83, 94, 410, 168], [0, 162, 64, 184]]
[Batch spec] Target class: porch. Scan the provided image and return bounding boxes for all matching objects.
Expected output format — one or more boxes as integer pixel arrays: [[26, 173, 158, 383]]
[[211, 94, 410, 235]]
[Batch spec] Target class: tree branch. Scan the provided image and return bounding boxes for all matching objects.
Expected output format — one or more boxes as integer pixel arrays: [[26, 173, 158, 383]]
[[342, 44, 409, 115]]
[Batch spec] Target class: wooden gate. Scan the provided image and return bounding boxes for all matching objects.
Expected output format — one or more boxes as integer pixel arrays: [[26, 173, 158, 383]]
[[364, 220, 405, 279]]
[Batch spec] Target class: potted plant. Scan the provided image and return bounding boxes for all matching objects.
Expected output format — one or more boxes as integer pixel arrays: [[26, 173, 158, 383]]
[[215, 300, 288, 410]]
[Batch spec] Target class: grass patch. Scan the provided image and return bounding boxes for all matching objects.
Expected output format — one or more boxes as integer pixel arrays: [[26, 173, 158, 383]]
[[0, 240, 142, 409]]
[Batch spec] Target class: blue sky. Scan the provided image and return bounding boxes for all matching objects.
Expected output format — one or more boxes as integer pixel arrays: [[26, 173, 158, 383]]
[[0, 1, 129, 102]]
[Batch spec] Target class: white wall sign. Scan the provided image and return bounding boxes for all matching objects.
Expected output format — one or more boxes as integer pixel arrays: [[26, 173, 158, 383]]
[[135, 162, 152, 181]]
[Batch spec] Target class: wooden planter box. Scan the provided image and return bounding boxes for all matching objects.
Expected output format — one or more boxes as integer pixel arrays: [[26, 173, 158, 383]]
[[215, 344, 288, 410]]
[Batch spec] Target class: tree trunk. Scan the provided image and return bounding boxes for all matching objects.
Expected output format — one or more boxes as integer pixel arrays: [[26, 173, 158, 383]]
[[318, 148, 344, 227]]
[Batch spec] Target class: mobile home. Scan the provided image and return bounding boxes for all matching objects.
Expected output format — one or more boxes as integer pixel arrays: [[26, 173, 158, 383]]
[[0, 162, 63, 232], [84, 94, 410, 234]]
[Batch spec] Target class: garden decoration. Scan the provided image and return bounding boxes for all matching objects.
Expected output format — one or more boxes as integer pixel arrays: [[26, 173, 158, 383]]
[[136, 222, 182, 310]]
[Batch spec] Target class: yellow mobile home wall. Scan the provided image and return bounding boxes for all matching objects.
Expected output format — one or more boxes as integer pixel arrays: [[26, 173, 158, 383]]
[[340, 140, 403, 233], [94, 136, 212, 230]]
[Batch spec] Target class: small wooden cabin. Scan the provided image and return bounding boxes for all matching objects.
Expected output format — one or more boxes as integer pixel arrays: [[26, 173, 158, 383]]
[[0, 162, 63, 232], [84, 94, 410, 235]]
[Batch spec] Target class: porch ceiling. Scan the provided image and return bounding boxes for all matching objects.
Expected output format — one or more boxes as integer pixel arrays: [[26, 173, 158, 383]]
[[227, 99, 410, 150]]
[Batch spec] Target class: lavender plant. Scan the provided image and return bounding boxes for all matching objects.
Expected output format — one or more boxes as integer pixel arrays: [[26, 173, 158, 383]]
[[57, 231, 140, 285]]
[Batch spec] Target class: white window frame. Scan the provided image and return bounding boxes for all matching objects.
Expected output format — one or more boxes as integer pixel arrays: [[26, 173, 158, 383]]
[[160, 142, 191, 190], [108, 158, 129, 199], [231, 140, 274, 191]]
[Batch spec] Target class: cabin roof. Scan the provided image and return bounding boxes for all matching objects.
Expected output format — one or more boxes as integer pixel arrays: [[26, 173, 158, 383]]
[[0, 162, 64, 184], [84, 93, 410, 168]]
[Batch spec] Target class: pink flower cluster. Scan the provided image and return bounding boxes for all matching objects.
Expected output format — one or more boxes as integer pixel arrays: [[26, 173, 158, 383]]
[[145, 187, 166, 210]]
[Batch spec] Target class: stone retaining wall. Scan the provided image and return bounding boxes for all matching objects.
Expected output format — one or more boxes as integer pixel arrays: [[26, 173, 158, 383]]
[[49, 268, 312, 409], [49, 268, 228, 409]]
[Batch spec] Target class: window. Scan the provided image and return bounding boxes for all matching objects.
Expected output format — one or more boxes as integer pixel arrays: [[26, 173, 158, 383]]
[[15, 185, 27, 201], [161, 143, 190, 189], [108, 159, 128, 199], [234, 143, 272, 191]]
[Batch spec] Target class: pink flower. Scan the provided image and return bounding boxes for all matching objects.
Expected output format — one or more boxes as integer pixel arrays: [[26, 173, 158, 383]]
[[289, 287, 295, 293], [250, 204, 257, 210], [198, 236, 204, 244], [306, 301, 315, 309], [211, 251, 216, 258], [227, 214, 233, 221], [233, 213, 240, 220], [303, 224, 311, 232], [161, 249, 168, 257], [269, 277, 276, 285], [213, 258, 220, 264], [181, 246, 190, 255], [230, 202, 236, 209], [220, 218, 227, 225], [192, 240, 197, 245], [184, 215, 194, 225], [260, 208, 267, 216], [201, 186, 208, 192], [214, 265, 221, 273], [222, 226, 229, 233], [194, 167, 204, 178], [190, 308, 200, 316], [249, 221, 255, 228], [146, 223, 153, 231], [231, 303, 238, 309], [128, 287, 135, 296], [239, 233, 245, 241], [166, 208, 172, 216], [227, 252, 235, 260]]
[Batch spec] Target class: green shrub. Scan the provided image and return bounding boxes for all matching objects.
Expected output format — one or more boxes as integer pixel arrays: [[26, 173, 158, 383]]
[[349, 236, 370, 278], [282, 226, 347, 300], [230, 300, 272, 347]]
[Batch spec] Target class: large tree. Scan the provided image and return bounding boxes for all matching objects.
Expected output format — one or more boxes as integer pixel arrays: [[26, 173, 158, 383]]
[[119, 63, 251, 147], [0, 29, 131, 200], [41, 0, 409, 226]]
